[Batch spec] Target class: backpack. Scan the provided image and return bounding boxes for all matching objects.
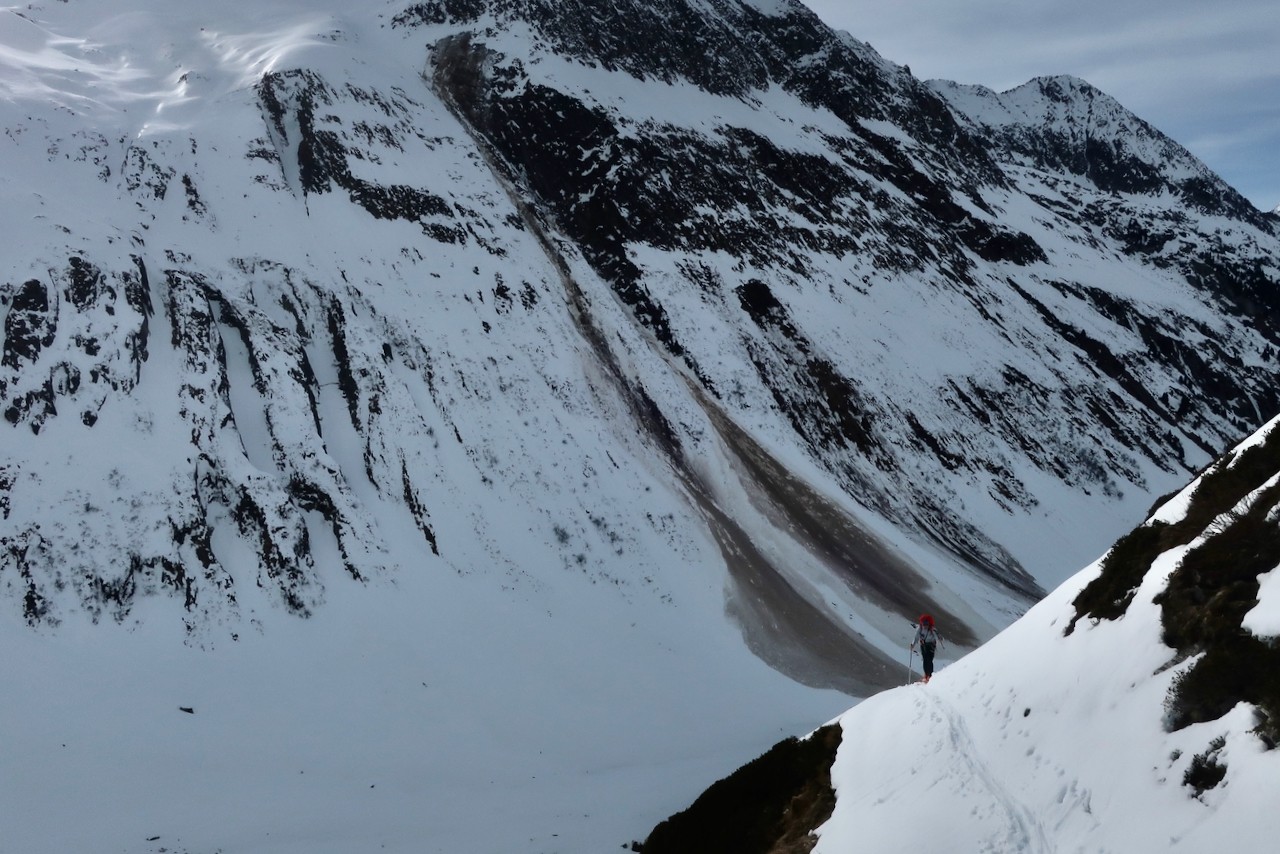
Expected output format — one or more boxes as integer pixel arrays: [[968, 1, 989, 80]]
[[917, 615, 937, 646]]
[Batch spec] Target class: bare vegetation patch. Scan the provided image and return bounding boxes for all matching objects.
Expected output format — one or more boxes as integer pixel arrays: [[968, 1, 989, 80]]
[[640, 724, 841, 854], [1066, 423, 1280, 749]]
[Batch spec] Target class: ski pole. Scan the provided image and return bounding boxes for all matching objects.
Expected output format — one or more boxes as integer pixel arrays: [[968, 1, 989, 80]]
[[905, 646, 914, 685]]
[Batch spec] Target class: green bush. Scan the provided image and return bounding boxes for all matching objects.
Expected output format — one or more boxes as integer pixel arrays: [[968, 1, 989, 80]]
[[1067, 423, 1280, 748], [1182, 735, 1227, 796], [1157, 475, 1280, 743], [1068, 423, 1280, 636], [1066, 520, 1171, 634]]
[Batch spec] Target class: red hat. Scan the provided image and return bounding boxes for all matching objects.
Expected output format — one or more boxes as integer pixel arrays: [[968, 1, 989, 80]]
[[920, 614, 934, 626]]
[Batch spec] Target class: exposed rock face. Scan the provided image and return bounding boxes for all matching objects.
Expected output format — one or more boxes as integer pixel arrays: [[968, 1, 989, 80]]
[[641, 723, 843, 854], [1, 0, 1278, 694], [411, 0, 1279, 583]]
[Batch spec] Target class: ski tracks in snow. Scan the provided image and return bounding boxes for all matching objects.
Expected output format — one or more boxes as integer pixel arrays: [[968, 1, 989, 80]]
[[921, 689, 1053, 854], [822, 686, 1052, 854]]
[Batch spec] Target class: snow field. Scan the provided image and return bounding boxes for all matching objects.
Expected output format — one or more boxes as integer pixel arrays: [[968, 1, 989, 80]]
[[819, 519, 1280, 852]]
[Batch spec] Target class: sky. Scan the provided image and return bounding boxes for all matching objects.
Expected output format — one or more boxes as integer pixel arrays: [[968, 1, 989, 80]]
[[802, 0, 1280, 212]]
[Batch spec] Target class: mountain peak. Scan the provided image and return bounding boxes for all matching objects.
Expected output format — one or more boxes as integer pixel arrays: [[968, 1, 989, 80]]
[[931, 72, 1264, 222], [1024, 72, 1099, 98]]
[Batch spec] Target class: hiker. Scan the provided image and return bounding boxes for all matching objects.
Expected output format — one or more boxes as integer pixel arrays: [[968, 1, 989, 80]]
[[911, 614, 941, 683]]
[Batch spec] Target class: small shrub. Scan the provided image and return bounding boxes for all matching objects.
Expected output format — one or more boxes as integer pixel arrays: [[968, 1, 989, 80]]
[[1067, 422, 1280, 636], [1182, 736, 1227, 796], [1066, 521, 1170, 634], [1158, 480, 1280, 738], [1182, 435, 1280, 534], [1064, 420, 1280, 751], [1253, 707, 1278, 750], [641, 725, 842, 854]]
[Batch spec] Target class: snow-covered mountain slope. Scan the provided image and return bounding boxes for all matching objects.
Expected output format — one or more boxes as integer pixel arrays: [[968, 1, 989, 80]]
[[930, 75, 1268, 225], [644, 414, 1280, 853], [3, 0, 1044, 699], [415, 1, 1280, 600], [1, 0, 1279, 851], [4, 0, 1278, 686]]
